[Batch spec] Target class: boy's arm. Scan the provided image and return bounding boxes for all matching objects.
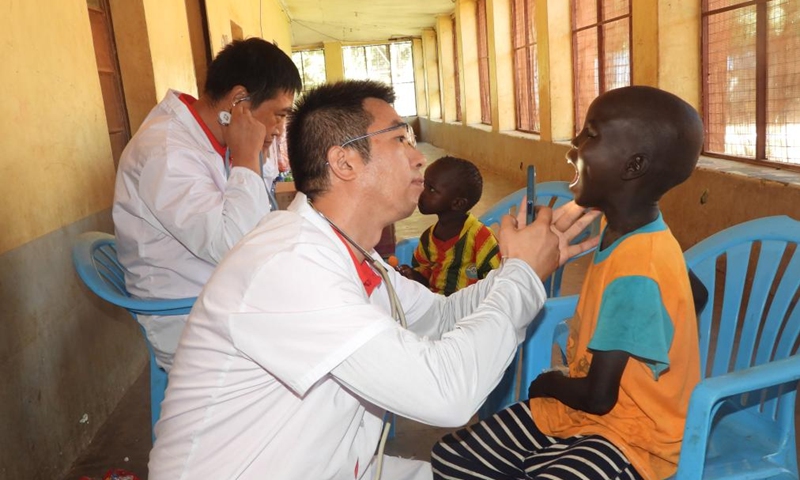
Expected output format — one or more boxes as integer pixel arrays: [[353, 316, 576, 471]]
[[528, 350, 629, 415]]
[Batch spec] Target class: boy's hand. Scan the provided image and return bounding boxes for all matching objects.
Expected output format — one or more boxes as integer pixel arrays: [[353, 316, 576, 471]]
[[396, 264, 415, 279], [498, 206, 560, 281], [528, 370, 567, 399], [551, 201, 601, 266]]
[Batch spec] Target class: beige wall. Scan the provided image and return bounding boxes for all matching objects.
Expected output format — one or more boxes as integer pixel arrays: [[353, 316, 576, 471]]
[[205, 0, 292, 57], [324, 41, 346, 82], [0, 1, 293, 478], [0, 0, 115, 255], [143, 0, 198, 99]]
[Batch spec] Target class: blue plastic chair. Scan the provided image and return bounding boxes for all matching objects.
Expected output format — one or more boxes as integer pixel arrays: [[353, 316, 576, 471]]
[[72, 231, 195, 439], [515, 215, 800, 479], [395, 181, 584, 297]]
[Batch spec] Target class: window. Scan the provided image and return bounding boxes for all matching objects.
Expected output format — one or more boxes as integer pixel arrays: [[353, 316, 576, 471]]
[[291, 49, 326, 94], [343, 42, 417, 116], [703, 0, 800, 166], [571, 0, 631, 133], [453, 16, 462, 122], [476, 0, 492, 125], [511, 0, 540, 133]]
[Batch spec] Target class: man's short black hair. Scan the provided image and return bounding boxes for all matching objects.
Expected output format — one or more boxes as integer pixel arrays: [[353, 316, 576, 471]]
[[204, 38, 302, 107], [287, 80, 396, 199]]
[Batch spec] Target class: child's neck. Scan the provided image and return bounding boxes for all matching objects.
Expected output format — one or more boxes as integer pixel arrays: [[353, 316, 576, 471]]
[[433, 211, 469, 241], [601, 203, 659, 249]]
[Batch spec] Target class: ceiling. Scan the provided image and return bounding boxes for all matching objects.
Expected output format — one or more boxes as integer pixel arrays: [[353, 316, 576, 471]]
[[282, 0, 457, 47]]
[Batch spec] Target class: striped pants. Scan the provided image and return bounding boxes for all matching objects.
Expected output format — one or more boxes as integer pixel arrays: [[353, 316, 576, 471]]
[[431, 402, 644, 480]]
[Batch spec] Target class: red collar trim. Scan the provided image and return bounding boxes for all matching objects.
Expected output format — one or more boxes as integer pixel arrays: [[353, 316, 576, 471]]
[[178, 93, 226, 158], [332, 230, 383, 296]]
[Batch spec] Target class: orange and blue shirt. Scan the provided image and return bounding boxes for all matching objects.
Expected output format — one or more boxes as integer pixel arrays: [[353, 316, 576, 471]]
[[412, 213, 500, 296], [529, 213, 700, 480]]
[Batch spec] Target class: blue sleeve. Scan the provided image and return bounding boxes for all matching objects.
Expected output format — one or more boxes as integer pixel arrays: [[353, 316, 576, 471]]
[[588, 276, 674, 379]]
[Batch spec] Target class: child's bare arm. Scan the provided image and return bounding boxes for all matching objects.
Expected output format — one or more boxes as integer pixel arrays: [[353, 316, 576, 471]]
[[528, 349, 629, 415]]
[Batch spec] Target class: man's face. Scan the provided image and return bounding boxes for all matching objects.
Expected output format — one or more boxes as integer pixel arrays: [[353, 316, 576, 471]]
[[358, 98, 427, 221], [566, 96, 636, 208], [250, 90, 295, 150]]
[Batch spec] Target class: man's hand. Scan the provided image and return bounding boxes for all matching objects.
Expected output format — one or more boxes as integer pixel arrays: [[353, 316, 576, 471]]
[[551, 201, 601, 266], [498, 206, 560, 281], [223, 101, 266, 174]]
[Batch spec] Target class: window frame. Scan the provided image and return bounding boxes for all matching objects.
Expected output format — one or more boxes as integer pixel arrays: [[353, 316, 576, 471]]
[[511, 0, 541, 133], [701, 0, 800, 171], [570, 0, 632, 135], [476, 0, 492, 125], [291, 48, 326, 94]]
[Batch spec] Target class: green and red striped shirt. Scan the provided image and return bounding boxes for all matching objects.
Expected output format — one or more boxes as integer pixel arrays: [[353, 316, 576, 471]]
[[412, 213, 501, 296]]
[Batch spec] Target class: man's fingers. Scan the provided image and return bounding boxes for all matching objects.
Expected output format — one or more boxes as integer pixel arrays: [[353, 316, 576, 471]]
[[562, 209, 601, 243], [553, 201, 589, 231], [516, 196, 527, 226], [500, 213, 518, 232], [565, 235, 600, 259], [533, 205, 553, 227]]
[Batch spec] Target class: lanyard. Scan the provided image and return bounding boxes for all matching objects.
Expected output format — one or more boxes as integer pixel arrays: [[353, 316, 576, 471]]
[[224, 149, 279, 211]]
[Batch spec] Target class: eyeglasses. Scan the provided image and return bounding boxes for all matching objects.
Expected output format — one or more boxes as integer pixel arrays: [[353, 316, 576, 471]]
[[340, 122, 417, 148]]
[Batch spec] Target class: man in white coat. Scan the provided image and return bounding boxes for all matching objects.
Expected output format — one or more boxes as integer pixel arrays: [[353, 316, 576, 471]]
[[148, 80, 599, 479], [112, 39, 302, 370]]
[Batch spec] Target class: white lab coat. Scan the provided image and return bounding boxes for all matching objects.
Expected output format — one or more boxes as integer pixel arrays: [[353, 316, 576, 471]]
[[148, 193, 547, 480], [112, 90, 273, 369]]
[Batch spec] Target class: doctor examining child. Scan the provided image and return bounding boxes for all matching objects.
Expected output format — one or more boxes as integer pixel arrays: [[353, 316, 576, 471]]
[[147, 80, 600, 480]]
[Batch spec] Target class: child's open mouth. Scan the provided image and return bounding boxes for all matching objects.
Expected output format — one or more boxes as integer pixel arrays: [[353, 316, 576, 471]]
[[566, 150, 580, 187]]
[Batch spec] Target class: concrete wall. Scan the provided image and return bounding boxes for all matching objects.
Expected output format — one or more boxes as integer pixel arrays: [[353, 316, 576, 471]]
[[0, 0, 291, 478]]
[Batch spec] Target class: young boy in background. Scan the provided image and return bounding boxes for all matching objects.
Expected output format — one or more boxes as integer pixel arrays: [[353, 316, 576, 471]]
[[397, 156, 501, 296], [431, 86, 704, 480]]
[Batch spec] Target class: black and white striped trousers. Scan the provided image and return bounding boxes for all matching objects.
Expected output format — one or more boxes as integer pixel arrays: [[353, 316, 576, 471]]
[[431, 402, 644, 480]]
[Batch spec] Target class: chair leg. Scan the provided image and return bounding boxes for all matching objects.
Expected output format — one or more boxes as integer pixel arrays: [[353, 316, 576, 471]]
[[149, 352, 168, 443]]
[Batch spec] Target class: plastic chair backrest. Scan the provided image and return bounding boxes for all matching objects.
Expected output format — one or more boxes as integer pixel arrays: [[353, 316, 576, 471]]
[[72, 231, 195, 438], [674, 215, 800, 479], [515, 216, 800, 479], [478, 181, 575, 232]]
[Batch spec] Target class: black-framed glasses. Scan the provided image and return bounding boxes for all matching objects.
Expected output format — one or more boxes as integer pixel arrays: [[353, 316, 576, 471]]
[[340, 122, 417, 148]]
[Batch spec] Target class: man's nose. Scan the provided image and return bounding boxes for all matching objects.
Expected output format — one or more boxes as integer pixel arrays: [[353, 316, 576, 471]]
[[411, 147, 426, 169]]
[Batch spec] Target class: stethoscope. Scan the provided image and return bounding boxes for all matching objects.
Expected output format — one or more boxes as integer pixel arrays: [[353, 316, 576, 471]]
[[219, 95, 279, 211], [307, 200, 405, 480]]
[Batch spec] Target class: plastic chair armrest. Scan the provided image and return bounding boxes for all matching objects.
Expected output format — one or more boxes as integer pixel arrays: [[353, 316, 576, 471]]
[[125, 297, 195, 316], [676, 354, 800, 479], [518, 295, 579, 399]]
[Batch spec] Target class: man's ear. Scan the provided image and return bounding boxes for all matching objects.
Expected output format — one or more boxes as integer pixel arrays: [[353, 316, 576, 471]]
[[225, 85, 249, 105], [621, 154, 649, 180], [326, 145, 358, 182]]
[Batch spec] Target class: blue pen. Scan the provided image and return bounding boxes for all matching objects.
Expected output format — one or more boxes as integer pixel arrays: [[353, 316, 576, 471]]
[[526, 165, 536, 225]]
